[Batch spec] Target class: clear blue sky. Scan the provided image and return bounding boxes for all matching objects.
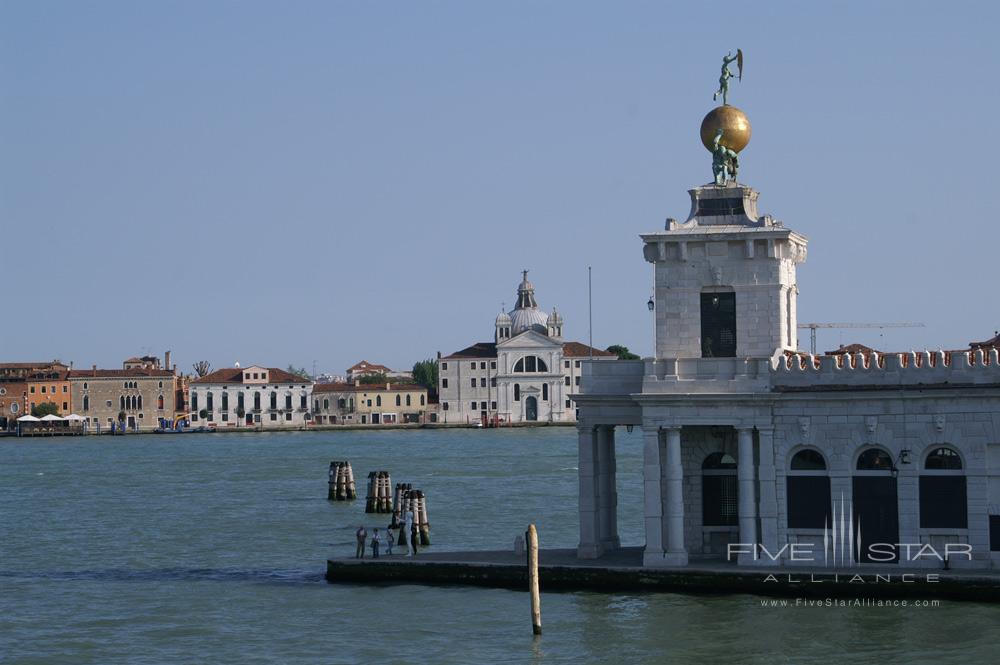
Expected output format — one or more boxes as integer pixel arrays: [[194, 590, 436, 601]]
[[2, 1, 997, 374]]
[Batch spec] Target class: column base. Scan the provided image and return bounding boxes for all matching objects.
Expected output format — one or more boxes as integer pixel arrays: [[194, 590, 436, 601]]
[[643, 549, 689, 568], [578, 543, 605, 559], [599, 536, 621, 552]]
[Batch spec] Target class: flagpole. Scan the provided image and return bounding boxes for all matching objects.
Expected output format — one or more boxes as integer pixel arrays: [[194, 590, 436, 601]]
[[588, 266, 593, 359]]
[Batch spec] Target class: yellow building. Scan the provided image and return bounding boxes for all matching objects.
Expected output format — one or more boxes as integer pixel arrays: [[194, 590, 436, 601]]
[[312, 382, 429, 425]]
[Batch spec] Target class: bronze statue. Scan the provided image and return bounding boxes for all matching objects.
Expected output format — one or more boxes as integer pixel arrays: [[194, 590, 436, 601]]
[[712, 49, 743, 106], [711, 128, 738, 185]]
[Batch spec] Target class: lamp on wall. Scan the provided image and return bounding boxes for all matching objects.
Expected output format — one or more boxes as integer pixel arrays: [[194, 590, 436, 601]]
[[647, 296, 655, 312], [626, 424, 634, 433]]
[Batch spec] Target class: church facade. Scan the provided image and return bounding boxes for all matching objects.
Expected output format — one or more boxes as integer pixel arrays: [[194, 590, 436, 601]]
[[437, 272, 615, 425], [573, 182, 1000, 570]]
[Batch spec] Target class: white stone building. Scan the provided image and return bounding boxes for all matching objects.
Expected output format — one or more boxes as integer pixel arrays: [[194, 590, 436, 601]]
[[189, 365, 312, 428], [437, 272, 615, 425], [574, 181, 1000, 570]]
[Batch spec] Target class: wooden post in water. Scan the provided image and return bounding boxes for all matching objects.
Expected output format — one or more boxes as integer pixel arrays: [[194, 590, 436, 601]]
[[527, 523, 541, 636], [345, 462, 357, 500], [365, 471, 377, 512], [390, 483, 404, 528], [397, 485, 412, 546], [414, 490, 431, 545], [328, 461, 356, 501]]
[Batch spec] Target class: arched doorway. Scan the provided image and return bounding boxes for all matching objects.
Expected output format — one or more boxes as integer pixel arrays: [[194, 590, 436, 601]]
[[853, 447, 899, 563], [525, 395, 538, 421]]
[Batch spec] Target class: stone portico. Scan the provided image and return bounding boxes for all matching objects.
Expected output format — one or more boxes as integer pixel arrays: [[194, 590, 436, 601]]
[[574, 183, 1000, 570]]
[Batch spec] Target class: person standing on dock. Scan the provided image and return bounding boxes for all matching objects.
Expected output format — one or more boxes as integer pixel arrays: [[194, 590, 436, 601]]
[[405, 510, 416, 556], [371, 529, 381, 559], [386, 527, 395, 555], [355, 525, 367, 559]]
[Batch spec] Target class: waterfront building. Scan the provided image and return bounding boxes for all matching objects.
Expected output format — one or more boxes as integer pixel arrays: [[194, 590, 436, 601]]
[[346, 360, 412, 384], [312, 382, 429, 425], [0, 361, 68, 429], [189, 365, 312, 428], [437, 272, 615, 425], [26, 367, 73, 415], [573, 90, 1000, 570], [68, 361, 176, 431]]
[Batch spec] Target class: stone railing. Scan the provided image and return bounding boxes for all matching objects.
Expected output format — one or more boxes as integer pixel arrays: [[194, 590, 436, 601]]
[[641, 357, 771, 393], [771, 349, 1000, 388], [577, 360, 645, 396]]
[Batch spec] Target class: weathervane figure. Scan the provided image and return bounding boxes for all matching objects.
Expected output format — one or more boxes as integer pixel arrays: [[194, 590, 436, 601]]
[[712, 49, 743, 106]]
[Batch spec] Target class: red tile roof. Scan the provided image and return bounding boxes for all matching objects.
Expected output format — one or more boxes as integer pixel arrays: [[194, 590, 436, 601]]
[[313, 382, 425, 394], [190, 367, 304, 385], [442, 343, 497, 360], [68, 368, 174, 379], [347, 360, 392, 373], [825, 343, 879, 355], [561, 342, 616, 358]]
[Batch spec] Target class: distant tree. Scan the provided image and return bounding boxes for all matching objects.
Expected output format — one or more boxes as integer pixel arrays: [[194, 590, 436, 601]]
[[412, 359, 439, 391], [199, 409, 208, 420], [357, 373, 389, 385], [192, 361, 212, 377], [117, 410, 127, 422], [31, 402, 60, 417], [286, 365, 312, 381], [606, 344, 640, 360]]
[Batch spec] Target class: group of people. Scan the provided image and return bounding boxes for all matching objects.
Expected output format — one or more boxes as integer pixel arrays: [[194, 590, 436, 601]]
[[354, 510, 420, 559]]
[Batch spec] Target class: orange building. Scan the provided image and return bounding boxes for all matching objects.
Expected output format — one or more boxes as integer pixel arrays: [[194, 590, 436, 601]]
[[26, 367, 73, 415]]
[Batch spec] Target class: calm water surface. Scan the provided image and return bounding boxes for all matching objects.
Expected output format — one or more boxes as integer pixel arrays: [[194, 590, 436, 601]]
[[2, 428, 998, 664]]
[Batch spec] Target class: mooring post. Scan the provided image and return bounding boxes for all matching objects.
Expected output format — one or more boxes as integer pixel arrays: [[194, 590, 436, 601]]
[[391, 483, 403, 527], [345, 462, 357, 500], [365, 471, 377, 512], [527, 523, 541, 635], [415, 490, 430, 545], [327, 461, 338, 500]]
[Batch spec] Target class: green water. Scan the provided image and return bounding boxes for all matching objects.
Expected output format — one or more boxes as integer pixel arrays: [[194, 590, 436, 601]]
[[2, 428, 998, 664]]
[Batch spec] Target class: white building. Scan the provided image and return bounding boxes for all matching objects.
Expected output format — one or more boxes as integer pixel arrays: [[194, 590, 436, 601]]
[[189, 365, 312, 428], [574, 181, 1000, 570], [437, 272, 615, 425]]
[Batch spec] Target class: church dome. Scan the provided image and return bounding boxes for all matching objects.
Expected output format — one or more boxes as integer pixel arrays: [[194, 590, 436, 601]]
[[509, 270, 548, 335], [510, 307, 549, 335]]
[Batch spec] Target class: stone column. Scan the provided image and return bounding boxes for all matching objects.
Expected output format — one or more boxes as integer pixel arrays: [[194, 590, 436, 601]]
[[642, 427, 667, 566], [577, 425, 603, 558], [597, 426, 620, 551], [663, 427, 688, 565], [737, 427, 758, 564], [756, 427, 778, 563]]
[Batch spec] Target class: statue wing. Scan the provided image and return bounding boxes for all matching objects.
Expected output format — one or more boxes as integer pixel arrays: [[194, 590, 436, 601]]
[[737, 49, 744, 81]]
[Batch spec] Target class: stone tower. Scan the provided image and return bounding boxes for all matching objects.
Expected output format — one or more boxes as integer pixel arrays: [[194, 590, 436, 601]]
[[642, 183, 808, 359]]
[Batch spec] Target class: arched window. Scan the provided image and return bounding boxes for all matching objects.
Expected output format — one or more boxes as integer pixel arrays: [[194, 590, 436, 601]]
[[157, 394, 164, 410], [237, 393, 244, 413], [206, 391, 214, 411], [702, 453, 738, 526], [120, 395, 125, 410], [269, 391, 277, 410], [920, 447, 967, 529], [137, 395, 142, 410], [338, 398, 345, 409], [787, 449, 831, 529], [191, 392, 198, 412], [542, 384, 549, 401], [420, 395, 425, 406], [513, 356, 548, 373], [406, 394, 411, 406], [83, 395, 89, 411], [514, 384, 520, 401], [221, 392, 229, 411], [324, 399, 330, 410], [285, 393, 292, 410], [396, 395, 401, 407], [376, 395, 382, 407], [253, 392, 260, 410], [856, 448, 893, 471]]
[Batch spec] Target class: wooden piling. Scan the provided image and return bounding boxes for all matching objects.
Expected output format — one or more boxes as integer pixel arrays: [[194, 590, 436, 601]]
[[527, 523, 541, 635], [327, 461, 356, 502], [413, 490, 430, 545]]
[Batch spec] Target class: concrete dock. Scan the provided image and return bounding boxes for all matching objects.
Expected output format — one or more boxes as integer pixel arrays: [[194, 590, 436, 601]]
[[327, 547, 1000, 601]]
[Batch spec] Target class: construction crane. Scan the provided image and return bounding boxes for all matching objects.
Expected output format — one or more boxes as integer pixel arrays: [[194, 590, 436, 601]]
[[797, 322, 926, 355]]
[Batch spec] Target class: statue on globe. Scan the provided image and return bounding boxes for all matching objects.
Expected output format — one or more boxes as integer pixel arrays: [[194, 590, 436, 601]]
[[711, 128, 739, 186], [712, 49, 743, 106]]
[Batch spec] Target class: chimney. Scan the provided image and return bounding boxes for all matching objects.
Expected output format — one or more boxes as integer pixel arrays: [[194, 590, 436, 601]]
[[165, 350, 171, 372], [92, 364, 97, 376]]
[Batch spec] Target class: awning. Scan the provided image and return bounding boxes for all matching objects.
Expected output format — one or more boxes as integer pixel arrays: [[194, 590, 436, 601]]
[[39, 414, 65, 421], [17, 415, 41, 422], [64, 414, 84, 421]]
